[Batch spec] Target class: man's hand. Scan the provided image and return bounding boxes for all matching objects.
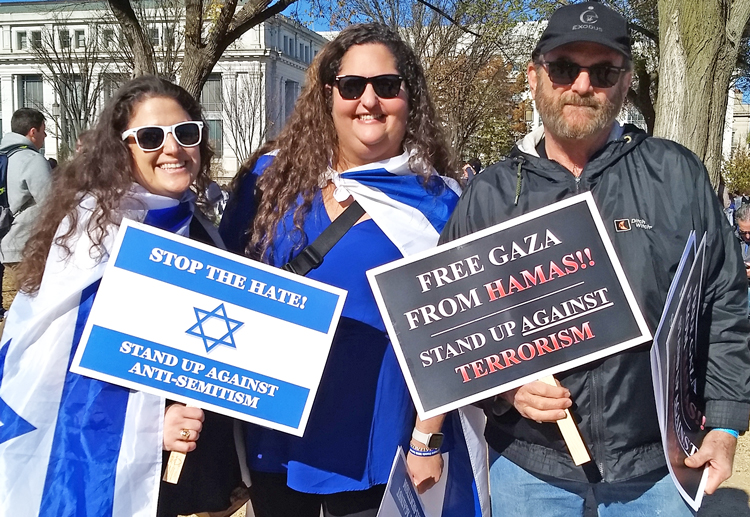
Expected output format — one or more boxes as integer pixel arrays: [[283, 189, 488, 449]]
[[684, 430, 737, 494], [407, 451, 444, 494], [500, 380, 572, 422]]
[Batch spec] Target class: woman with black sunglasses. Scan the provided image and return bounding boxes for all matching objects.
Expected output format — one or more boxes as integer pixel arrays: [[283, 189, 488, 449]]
[[0, 76, 243, 517], [220, 23, 487, 517]]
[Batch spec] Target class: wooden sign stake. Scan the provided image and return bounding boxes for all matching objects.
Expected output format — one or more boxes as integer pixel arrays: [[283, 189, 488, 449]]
[[163, 403, 197, 484], [539, 375, 591, 465], [163, 451, 186, 484]]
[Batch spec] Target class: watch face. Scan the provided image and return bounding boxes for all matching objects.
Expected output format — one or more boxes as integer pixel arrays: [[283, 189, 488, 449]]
[[428, 433, 444, 449]]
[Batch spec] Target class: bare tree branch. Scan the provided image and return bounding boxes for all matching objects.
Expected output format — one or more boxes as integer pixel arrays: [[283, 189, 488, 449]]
[[107, 0, 156, 75]]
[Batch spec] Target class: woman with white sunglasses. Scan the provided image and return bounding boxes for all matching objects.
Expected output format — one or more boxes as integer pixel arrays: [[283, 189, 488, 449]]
[[0, 76, 242, 517]]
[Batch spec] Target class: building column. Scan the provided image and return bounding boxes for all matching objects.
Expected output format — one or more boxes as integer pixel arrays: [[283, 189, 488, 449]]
[[0, 74, 13, 135]]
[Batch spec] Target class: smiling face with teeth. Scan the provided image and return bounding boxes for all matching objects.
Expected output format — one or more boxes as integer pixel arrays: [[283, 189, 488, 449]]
[[332, 43, 409, 170], [125, 96, 201, 199]]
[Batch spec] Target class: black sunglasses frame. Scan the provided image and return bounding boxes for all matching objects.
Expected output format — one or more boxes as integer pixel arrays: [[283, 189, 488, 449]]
[[539, 59, 628, 89], [333, 74, 404, 100]]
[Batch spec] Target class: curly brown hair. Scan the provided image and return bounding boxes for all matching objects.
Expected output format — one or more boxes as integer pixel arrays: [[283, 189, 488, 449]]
[[250, 23, 456, 260], [18, 75, 213, 294]]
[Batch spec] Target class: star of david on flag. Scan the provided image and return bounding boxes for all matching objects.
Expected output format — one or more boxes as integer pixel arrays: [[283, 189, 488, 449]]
[[0, 339, 37, 445], [186, 303, 244, 353]]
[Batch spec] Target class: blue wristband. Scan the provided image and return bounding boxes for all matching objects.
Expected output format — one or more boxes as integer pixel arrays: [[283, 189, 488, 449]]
[[409, 444, 441, 457], [712, 428, 740, 439]]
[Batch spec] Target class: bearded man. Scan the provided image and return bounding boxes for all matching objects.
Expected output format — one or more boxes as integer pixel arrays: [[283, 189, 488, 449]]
[[421, 2, 750, 515]]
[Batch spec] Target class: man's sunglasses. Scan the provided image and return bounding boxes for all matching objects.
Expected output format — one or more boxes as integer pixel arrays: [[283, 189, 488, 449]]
[[540, 60, 628, 89], [739, 230, 750, 239], [121, 121, 204, 151], [333, 74, 403, 100]]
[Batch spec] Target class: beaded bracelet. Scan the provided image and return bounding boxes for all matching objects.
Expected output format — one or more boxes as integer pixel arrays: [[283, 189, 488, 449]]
[[409, 444, 441, 457], [712, 428, 740, 439]]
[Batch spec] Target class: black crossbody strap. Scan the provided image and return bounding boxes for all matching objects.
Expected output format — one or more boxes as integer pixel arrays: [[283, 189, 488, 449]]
[[282, 200, 365, 276]]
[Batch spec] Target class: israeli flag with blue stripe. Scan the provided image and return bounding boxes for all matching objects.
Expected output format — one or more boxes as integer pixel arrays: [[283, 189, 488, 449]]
[[325, 152, 489, 517], [0, 186, 193, 517], [324, 151, 461, 256]]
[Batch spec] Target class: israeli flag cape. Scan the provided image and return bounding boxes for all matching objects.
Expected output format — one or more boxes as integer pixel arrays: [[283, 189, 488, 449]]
[[324, 151, 490, 517], [0, 185, 193, 517]]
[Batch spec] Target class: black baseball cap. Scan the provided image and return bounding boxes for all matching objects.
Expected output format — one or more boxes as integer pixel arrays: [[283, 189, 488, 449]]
[[533, 1, 631, 60]]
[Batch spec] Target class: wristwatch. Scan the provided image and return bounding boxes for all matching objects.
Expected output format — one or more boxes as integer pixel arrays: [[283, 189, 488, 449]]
[[412, 428, 444, 449]]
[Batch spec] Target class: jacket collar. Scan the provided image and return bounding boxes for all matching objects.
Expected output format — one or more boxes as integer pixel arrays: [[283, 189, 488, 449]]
[[510, 122, 647, 180], [516, 122, 626, 157]]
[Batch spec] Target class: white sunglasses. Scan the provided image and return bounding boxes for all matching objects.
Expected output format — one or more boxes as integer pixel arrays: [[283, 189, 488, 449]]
[[121, 121, 204, 151]]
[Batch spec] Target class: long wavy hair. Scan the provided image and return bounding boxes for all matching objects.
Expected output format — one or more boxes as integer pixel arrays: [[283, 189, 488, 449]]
[[18, 75, 213, 294], [250, 23, 456, 260]]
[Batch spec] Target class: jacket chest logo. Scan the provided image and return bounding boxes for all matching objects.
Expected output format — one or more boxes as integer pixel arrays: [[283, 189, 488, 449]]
[[614, 218, 653, 232]]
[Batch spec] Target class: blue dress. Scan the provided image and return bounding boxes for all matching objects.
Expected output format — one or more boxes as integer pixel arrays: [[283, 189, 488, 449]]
[[219, 170, 415, 494]]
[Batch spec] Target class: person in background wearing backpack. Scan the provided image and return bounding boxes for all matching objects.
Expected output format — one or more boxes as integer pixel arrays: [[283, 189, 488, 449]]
[[0, 108, 52, 318]]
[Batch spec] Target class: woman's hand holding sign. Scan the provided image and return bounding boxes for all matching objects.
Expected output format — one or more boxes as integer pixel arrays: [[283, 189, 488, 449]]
[[408, 415, 446, 494], [501, 380, 572, 422], [163, 403, 204, 453]]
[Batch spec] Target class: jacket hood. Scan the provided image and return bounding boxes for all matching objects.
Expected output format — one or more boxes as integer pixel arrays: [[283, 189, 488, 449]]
[[0, 132, 37, 152]]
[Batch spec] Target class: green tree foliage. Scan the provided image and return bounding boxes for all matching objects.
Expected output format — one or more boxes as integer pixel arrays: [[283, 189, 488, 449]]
[[723, 147, 750, 196]]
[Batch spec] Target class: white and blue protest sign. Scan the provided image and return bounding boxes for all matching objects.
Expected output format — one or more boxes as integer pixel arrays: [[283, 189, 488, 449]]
[[70, 219, 346, 436]]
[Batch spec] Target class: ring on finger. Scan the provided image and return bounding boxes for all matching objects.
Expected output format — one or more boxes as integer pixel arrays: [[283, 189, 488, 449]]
[[180, 428, 190, 440]]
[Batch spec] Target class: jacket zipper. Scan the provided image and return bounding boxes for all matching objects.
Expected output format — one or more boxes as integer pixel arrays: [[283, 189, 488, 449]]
[[575, 171, 605, 476], [590, 367, 606, 479]]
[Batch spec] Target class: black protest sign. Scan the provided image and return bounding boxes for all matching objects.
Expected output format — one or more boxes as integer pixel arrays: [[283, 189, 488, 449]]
[[368, 193, 651, 418], [652, 233, 708, 510]]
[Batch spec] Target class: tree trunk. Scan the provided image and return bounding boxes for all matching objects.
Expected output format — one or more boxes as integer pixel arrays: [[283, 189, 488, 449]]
[[108, 0, 156, 76], [654, 0, 750, 187], [627, 57, 655, 135], [178, 0, 296, 99]]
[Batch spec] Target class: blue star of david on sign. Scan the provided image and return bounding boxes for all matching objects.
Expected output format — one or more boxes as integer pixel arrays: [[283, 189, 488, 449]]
[[186, 304, 244, 353], [0, 338, 37, 445]]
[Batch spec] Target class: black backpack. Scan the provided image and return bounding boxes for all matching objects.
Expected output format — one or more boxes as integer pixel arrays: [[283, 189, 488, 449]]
[[0, 144, 29, 239]]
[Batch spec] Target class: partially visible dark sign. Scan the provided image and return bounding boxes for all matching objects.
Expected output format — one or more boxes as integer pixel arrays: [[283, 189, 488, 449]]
[[377, 448, 427, 517], [651, 232, 708, 511], [368, 193, 651, 418]]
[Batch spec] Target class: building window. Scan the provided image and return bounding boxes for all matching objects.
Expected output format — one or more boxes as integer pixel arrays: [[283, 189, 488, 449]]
[[19, 75, 43, 109], [149, 27, 159, 47], [206, 119, 223, 158], [305, 45, 309, 63], [299, 43, 303, 59], [31, 31, 42, 49], [102, 73, 127, 102], [164, 26, 174, 47], [17, 32, 27, 50], [59, 30, 70, 48], [284, 80, 298, 120], [283, 35, 288, 55], [201, 74, 222, 113], [102, 29, 114, 49], [75, 30, 85, 48]]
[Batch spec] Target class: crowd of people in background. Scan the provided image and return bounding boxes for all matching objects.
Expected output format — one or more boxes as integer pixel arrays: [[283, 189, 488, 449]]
[[1, 3, 750, 517]]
